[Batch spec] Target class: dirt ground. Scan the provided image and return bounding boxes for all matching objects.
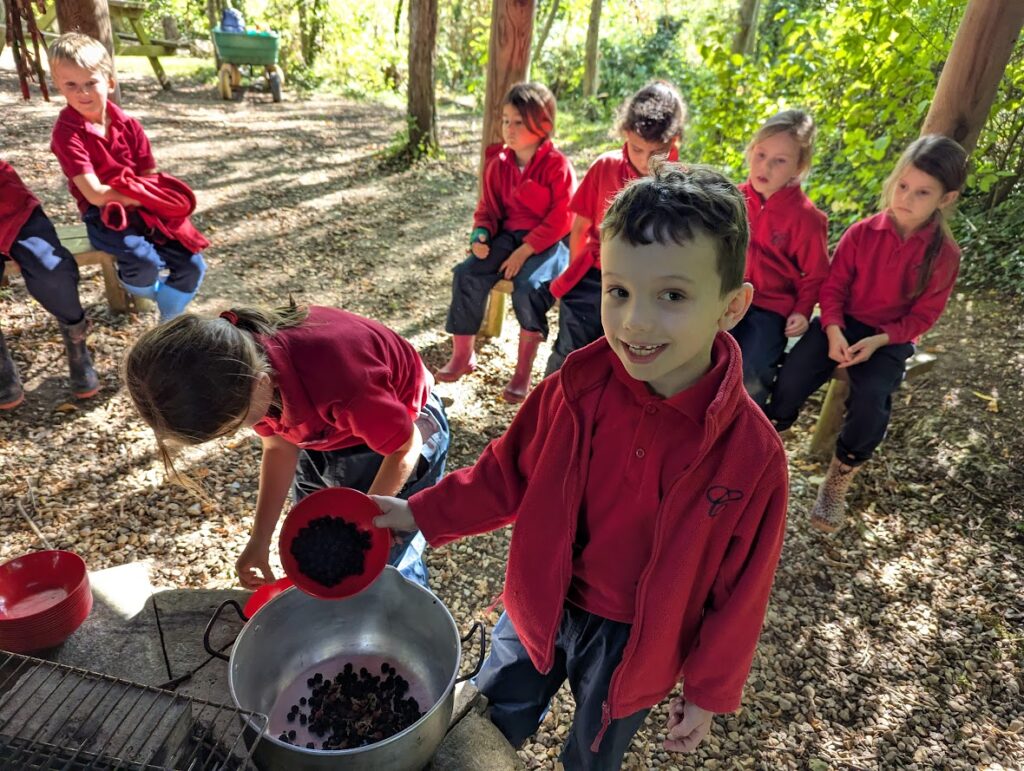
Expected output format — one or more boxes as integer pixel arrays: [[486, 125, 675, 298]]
[[1, 67, 1023, 770]]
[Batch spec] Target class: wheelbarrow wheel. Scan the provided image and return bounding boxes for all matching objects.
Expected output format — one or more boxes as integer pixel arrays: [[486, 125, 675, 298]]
[[268, 67, 283, 103], [218, 64, 233, 100]]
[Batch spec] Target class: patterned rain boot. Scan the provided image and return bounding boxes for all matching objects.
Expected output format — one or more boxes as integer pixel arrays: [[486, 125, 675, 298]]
[[59, 318, 100, 399], [809, 456, 861, 533], [435, 335, 477, 383], [0, 329, 24, 410], [502, 329, 542, 404]]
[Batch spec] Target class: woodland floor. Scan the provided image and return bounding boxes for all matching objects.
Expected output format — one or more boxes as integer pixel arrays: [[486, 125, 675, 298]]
[[1, 65, 1022, 770]]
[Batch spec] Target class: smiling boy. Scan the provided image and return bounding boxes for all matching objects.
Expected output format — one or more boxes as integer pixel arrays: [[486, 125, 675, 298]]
[[375, 163, 789, 770]]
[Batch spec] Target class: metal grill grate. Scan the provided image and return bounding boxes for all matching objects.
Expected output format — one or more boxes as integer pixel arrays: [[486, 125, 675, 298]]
[[0, 651, 267, 770]]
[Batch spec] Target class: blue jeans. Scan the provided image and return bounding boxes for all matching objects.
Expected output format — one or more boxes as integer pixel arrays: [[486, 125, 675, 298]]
[[291, 390, 449, 587], [476, 608, 649, 771], [446, 230, 567, 338], [545, 267, 602, 376], [729, 305, 788, 407]]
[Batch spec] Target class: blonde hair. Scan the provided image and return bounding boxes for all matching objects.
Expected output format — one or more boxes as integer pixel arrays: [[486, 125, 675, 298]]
[[747, 109, 817, 180], [123, 304, 308, 484], [48, 32, 114, 79]]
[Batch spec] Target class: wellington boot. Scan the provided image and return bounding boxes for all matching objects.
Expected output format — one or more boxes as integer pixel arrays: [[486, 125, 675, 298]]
[[502, 330, 543, 404], [435, 335, 477, 383], [809, 456, 861, 533], [60, 318, 100, 399], [0, 330, 24, 410]]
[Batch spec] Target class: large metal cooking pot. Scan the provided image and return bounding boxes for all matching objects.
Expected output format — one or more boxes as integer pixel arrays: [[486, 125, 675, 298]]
[[203, 567, 485, 771]]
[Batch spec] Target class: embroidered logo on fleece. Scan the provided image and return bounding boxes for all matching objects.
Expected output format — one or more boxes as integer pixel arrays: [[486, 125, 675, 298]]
[[706, 486, 743, 518]]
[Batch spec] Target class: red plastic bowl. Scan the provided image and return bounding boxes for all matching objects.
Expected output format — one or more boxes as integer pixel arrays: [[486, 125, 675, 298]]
[[278, 488, 389, 600], [0, 550, 93, 652]]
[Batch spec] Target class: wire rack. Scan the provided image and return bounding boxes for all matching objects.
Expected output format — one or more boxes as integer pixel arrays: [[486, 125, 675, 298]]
[[0, 650, 268, 770]]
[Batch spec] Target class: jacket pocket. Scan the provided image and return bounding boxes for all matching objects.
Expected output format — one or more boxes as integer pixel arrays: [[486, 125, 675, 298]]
[[516, 179, 552, 218]]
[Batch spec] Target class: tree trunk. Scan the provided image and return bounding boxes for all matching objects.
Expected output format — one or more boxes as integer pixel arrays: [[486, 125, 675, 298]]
[[406, 0, 439, 158], [731, 0, 761, 56], [582, 0, 602, 98], [533, 0, 559, 64], [481, 0, 535, 176], [55, 0, 120, 103], [297, 0, 326, 66], [206, 0, 222, 70], [921, 0, 1024, 155]]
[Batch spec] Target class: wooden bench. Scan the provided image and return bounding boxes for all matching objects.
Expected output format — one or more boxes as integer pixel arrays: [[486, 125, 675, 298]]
[[2, 224, 135, 313], [479, 279, 514, 338], [808, 351, 938, 456]]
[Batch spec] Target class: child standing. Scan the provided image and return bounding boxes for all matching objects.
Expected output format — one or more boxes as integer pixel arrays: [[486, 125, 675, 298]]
[[124, 305, 450, 588], [767, 135, 967, 532], [48, 33, 207, 322], [730, 109, 829, 406], [375, 165, 788, 769], [436, 82, 574, 403], [544, 80, 685, 375], [1, 159, 99, 408]]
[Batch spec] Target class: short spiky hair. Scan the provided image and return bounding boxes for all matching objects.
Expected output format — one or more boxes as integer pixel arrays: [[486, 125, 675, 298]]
[[48, 32, 114, 79], [601, 162, 748, 295]]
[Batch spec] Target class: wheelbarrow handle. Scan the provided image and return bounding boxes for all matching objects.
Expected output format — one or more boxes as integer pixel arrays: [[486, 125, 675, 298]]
[[202, 599, 248, 662], [455, 621, 487, 684]]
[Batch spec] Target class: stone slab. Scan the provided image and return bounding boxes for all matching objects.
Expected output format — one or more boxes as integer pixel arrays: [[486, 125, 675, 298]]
[[430, 710, 524, 770]]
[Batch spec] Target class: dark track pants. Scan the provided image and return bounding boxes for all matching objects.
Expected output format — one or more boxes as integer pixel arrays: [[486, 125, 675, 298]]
[[729, 305, 788, 407], [544, 267, 603, 377]]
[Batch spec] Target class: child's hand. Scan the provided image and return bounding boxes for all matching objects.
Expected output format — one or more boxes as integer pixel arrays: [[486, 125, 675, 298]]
[[784, 313, 809, 337], [471, 240, 490, 259], [825, 325, 851, 365], [839, 333, 887, 368], [501, 244, 533, 279], [371, 496, 419, 536], [664, 697, 714, 752], [469, 227, 490, 259], [236, 539, 275, 589]]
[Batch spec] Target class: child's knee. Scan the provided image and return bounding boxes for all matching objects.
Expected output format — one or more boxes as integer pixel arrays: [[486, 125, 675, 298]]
[[14, 236, 64, 272]]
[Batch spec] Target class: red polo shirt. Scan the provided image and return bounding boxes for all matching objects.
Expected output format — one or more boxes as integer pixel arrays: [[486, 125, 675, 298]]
[[568, 344, 726, 622], [51, 102, 156, 215], [251, 306, 432, 455], [0, 161, 41, 256], [740, 181, 829, 320], [819, 211, 960, 344], [473, 139, 575, 254], [550, 143, 680, 297]]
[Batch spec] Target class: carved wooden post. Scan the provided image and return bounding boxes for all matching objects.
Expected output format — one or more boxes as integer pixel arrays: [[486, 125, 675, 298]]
[[480, 0, 535, 174]]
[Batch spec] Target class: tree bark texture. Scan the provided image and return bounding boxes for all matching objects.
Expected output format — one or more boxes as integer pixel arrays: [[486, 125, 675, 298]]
[[582, 0, 602, 97], [55, 0, 120, 103], [481, 0, 535, 176], [921, 0, 1024, 155], [407, 0, 439, 156], [731, 0, 761, 56]]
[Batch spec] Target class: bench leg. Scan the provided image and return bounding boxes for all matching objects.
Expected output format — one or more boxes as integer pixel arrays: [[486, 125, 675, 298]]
[[479, 289, 506, 338], [98, 255, 131, 314], [809, 378, 849, 458]]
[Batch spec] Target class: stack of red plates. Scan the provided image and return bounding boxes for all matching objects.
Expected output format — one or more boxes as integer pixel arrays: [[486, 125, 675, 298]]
[[0, 550, 93, 653]]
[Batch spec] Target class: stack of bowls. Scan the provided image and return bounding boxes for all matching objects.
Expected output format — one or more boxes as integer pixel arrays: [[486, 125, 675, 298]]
[[0, 550, 93, 653]]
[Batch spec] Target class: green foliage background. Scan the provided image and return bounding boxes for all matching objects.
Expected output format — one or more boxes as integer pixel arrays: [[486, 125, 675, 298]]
[[147, 0, 1024, 291]]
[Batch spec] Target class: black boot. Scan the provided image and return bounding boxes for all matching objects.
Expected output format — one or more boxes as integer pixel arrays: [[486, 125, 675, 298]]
[[0, 329, 24, 410], [59, 318, 99, 399]]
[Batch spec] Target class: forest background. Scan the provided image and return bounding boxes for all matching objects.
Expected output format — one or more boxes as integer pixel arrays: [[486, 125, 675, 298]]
[[137, 0, 1024, 296]]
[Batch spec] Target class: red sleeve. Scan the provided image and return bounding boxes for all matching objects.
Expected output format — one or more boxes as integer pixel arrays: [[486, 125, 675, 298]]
[[523, 153, 574, 253], [818, 226, 859, 330], [472, 147, 504, 237], [792, 209, 830, 319], [129, 119, 157, 172], [51, 125, 95, 180], [681, 451, 788, 713], [331, 391, 416, 456], [880, 243, 960, 344], [570, 163, 603, 220], [409, 376, 560, 545]]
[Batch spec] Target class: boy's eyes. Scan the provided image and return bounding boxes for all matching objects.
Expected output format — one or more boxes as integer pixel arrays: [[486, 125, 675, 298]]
[[660, 290, 687, 302], [605, 286, 629, 299]]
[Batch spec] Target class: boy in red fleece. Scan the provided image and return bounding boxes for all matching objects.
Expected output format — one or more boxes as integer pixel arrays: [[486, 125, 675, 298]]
[[48, 33, 206, 321], [375, 164, 789, 769]]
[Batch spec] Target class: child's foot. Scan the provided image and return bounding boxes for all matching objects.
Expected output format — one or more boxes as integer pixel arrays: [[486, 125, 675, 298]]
[[502, 330, 543, 404], [60, 319, 100, 400], [809, 457, 860, 533], [435, 335, 477, 383], [0, 331, 24, 410]]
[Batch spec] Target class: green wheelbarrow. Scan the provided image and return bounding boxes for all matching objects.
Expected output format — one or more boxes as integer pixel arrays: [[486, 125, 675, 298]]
[[213, 27, 283, 102]]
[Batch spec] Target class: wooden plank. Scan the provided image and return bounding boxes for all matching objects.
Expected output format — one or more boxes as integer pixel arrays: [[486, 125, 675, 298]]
[[479, 280, 514, 338]]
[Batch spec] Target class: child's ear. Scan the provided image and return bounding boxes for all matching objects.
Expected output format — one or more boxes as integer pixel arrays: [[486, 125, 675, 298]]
[[939, 189, 960, 209], [718, 282, 754, 331]]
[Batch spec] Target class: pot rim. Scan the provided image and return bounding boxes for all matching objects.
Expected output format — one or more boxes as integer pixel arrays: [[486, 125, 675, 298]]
[[229, 567, 462, 756]]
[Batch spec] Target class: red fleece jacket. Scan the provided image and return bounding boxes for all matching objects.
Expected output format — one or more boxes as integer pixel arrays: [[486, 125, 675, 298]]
[[740, 181, 829, 320], [0, 161, 41, 256], [409, 333, 789, 742], [100, 168, 209, 253], [473, 139, 575, 254]]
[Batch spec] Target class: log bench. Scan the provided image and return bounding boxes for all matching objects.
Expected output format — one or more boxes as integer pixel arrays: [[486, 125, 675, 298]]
[[808, 350, 938, 457], [1, 224, 135, 313], [479, 279, 514, 338]]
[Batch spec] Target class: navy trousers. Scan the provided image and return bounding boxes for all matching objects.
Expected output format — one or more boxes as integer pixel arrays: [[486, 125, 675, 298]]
[[2, 206, 85, 326], [291, 391, 449, 587], [476, 608, 649, 771], [766, 317, 914, 466], [544, 267, 603, 377], [446, 229, 567, 338], [729, 305, 788, 407]]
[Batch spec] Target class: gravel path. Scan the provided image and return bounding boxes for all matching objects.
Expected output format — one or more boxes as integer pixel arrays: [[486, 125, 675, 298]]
[[2, 69, 1022, 770]]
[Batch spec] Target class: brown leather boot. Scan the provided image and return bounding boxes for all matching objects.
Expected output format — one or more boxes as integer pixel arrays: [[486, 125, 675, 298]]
[[59, 318, 100, 399], [810, 456, 861, 533], [0, 329, 24, 410]]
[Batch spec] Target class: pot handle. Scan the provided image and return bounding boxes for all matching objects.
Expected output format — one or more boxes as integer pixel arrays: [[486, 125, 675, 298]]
[[202, 599, 248, 662], [455, 621, 487, 684]]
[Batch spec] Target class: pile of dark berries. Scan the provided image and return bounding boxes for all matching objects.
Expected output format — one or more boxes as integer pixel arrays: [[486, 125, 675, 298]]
[[289, 516, 372, 586], [276, 662, 423, 750]]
